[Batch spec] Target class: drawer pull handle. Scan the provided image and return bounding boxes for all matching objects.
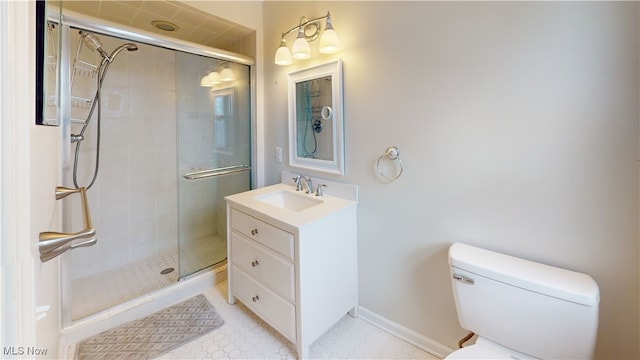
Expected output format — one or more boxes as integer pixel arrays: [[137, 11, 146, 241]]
[[251, 229, 259, 236], [252, 295, 260, 302], [251, 260, 259, 267]]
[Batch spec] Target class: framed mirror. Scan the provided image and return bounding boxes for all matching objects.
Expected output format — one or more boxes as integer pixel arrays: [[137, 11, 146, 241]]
[[288, 59, 344, 175]]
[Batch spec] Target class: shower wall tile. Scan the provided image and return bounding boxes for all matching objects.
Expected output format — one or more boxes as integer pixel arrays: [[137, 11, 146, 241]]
[[98, 216, 131, 270], [71, 242, 101, 280], [102, 57, 129, 90], [130, 220, 157, 261], [128, 91, 160, 120], [99, 177, 130, 217], [102, 87, 130, 118], [128, 45, 156, 89], [68, 40, 178, 278], [156, 194, 178, 218], [100, 120, 131, 181], [157, 213, 178, 252], [130, 196, 156, 226], [155, 58, 177, 91]]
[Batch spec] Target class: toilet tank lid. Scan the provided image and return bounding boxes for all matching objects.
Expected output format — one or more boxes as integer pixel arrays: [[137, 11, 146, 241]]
[[449, 243, 600, 306]]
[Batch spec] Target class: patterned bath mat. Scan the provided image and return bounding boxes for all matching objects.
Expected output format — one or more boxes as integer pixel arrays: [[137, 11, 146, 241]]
[[76, 294, 224, 359]]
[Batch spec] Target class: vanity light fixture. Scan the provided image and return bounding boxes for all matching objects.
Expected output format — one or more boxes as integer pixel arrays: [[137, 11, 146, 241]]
[[200, 71, 221, 87], [200, 63, 235, 87], [274, 11, 340, 66], [220, 67, 235, 82]]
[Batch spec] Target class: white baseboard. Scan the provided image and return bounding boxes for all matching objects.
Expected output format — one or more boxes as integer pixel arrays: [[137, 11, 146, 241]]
[[357, 306, 454, 359]]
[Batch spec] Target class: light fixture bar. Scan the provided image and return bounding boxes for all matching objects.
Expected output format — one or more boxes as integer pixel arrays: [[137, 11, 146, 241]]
[[279, 12, 331, 40]]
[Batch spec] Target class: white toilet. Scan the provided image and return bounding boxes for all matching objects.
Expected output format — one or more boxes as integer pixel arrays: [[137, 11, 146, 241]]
[[446, 242, 600, 359]]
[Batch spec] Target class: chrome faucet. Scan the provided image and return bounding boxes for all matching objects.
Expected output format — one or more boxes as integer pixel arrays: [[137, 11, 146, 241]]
[[292, 175, 303, 191], [303, 176, 313, 194]]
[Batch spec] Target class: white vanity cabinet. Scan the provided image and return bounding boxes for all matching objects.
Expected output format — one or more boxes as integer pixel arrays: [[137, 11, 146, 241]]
[[225, 182, 358, 359]]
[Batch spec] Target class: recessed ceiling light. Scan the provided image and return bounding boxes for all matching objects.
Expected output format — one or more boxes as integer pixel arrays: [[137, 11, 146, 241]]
[[151, 20, 179, 32]]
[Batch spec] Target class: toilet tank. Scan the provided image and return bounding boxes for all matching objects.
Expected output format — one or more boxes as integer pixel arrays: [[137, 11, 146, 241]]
[[448, 243, 600, 359]]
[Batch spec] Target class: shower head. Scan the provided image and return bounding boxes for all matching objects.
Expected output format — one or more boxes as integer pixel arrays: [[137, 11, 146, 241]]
[[109, 43, 138, 62], [79, 31, 110, 60]]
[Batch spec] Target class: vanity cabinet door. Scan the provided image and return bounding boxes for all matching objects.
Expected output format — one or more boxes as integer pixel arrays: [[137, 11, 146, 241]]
[[230, 233, 295, 302], [230, 209, 294, 259]]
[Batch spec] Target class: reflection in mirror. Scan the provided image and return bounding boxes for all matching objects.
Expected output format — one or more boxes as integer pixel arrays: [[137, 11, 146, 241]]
[[289, 60, 344, 175], [295, 75, 333, 160], [212, 88, 235, 152]]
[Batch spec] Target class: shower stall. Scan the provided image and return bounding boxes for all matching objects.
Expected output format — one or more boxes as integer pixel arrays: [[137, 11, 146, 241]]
[[44, 12, 253, 325]]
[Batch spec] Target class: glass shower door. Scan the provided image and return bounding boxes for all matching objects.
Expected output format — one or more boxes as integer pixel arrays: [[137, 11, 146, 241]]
[[176, 52, 251, 278]]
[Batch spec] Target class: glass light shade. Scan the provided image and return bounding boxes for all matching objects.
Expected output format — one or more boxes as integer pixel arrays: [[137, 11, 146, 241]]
[[275, 38, 292, 65], [220, 68, 235, 82], [275, 45, 292, 65], [206, 71, 221, 86], [291, 30, 311, 60], [200, 74, 213, 87], [319, 28, 340, 54]]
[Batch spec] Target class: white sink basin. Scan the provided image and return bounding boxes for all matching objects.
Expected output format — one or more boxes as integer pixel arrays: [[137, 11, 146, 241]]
[[256, 190, 323, 212]]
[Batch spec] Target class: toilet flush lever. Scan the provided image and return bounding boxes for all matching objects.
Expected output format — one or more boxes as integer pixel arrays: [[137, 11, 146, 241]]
[[453, 274, 475, 285]]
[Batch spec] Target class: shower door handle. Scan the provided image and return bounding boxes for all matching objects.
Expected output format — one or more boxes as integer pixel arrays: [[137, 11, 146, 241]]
[[39, 186, 96, 262], [182, 164, 250, 180]]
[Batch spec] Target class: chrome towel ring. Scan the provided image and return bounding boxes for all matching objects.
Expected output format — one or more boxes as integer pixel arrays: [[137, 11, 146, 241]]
[[377, 146, 403, 180]]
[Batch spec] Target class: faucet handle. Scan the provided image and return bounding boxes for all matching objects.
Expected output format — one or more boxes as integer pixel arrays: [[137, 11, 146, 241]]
[[292, 175, 302, 191], [315, 183, 327, 196]]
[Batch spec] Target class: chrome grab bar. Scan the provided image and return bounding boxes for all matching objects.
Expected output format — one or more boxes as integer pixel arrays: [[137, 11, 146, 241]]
[[182, 164, 250, 180], [39, 186, 96, 262]]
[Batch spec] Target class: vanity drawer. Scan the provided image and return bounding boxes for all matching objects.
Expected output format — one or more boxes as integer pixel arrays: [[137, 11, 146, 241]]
[[231, 265, 296, 342], [230, 209, 294, 260], [231, 233, 295, 302]]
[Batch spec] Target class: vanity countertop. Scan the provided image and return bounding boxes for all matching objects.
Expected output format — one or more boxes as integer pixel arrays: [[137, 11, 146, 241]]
[[225, 183, 357, 232]]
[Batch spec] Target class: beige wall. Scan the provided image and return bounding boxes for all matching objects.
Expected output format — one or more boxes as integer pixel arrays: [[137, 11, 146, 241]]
[[263, 2, 639, 358]]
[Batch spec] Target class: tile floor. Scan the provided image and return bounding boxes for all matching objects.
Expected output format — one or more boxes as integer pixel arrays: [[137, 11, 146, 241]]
[[71, 235, 438, 359], [157, 281, 438, 360]]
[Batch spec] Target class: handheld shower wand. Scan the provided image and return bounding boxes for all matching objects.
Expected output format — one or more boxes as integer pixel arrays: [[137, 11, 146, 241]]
[[72, 31, 138, 190]]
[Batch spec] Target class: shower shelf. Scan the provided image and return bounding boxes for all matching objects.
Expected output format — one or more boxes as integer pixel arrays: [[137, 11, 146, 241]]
[[46, 55, 57, 73], [71, 96, 92, 109], [71, 118, 88, 125], [47, 95, 93, 110], [73, 60, 98, 79]]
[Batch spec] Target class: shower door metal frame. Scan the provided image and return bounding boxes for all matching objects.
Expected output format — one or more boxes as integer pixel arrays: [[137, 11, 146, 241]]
[[50, 9, 256, 329]]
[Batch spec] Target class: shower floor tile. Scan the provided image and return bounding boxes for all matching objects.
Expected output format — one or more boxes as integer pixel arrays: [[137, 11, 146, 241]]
[[71, 233, 226, 320], [157, 281, 438, 360], [71, 250, 179, 320]]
